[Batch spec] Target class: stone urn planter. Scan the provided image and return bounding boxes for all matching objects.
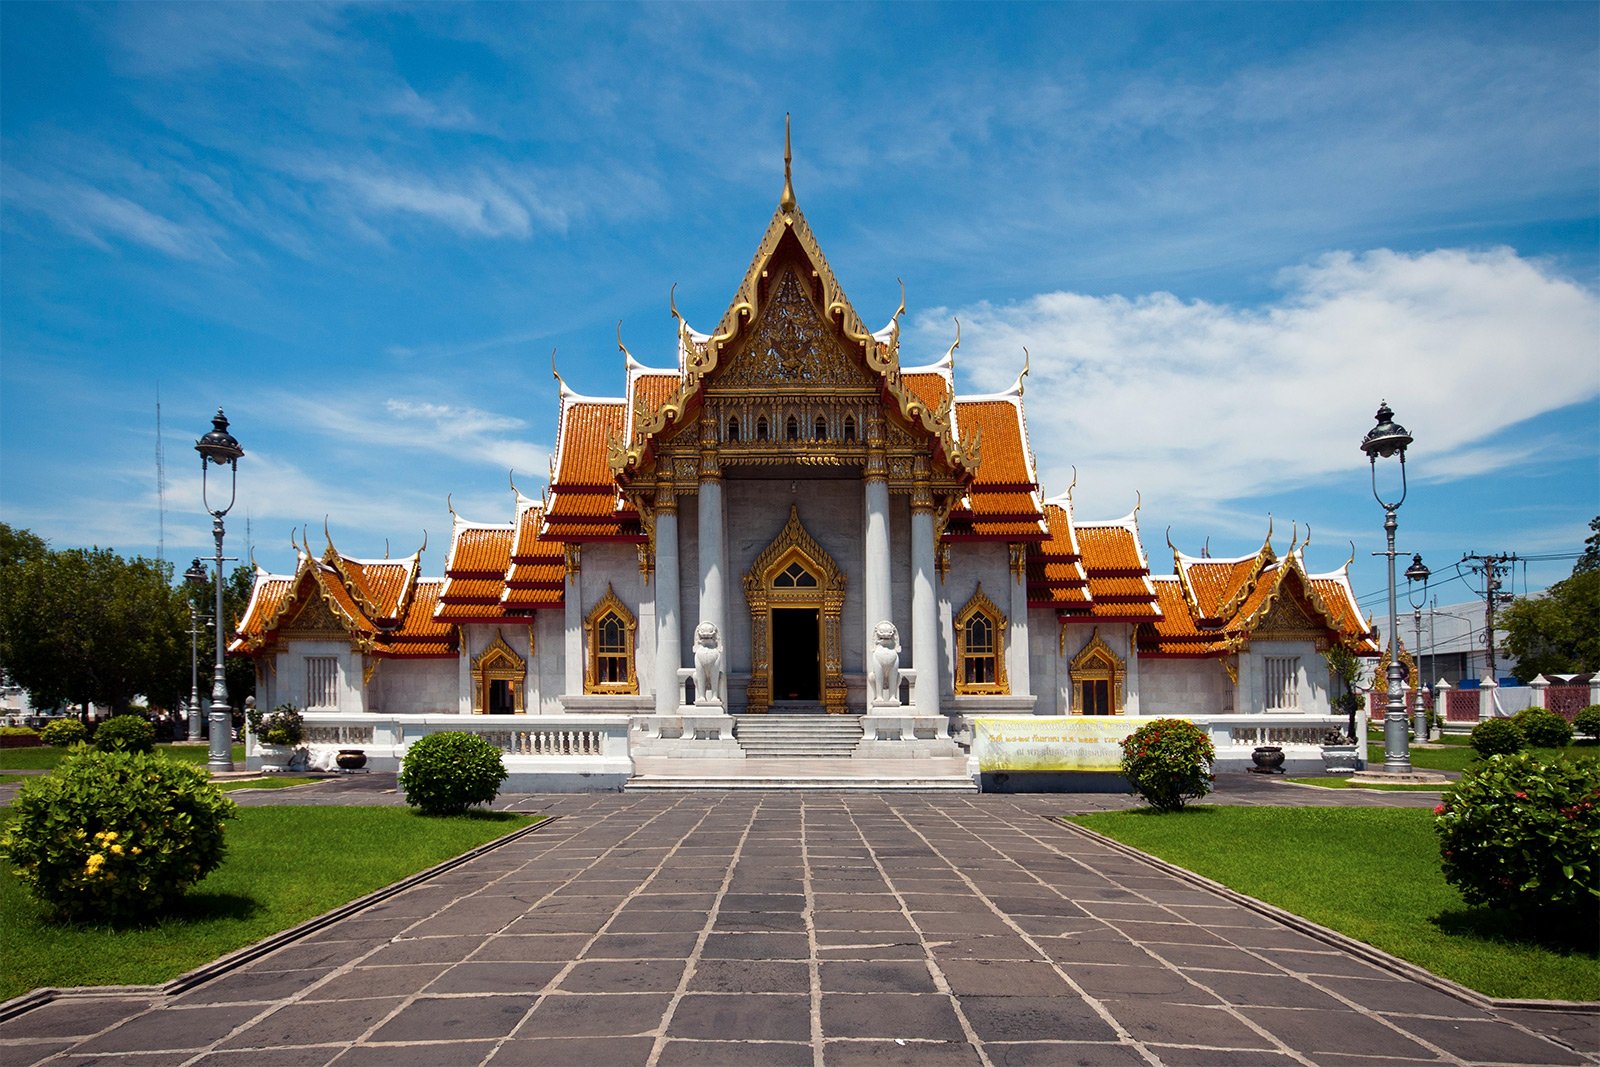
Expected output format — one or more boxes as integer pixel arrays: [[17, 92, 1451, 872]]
[[336, 748, 368, 771], [1250, 745, 1286, 773], [1320, 729, 1361, 775]]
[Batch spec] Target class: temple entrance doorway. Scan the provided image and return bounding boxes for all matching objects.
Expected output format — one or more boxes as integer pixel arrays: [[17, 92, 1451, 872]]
[[771, 608, 822, 703]]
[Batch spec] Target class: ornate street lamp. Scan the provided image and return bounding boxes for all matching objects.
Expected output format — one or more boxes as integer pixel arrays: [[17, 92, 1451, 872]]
[[1405, 553, 1431, 744], [182, 558, 211, 742], [196, 409, 243, 772], [1361, 401, 1414, 774]]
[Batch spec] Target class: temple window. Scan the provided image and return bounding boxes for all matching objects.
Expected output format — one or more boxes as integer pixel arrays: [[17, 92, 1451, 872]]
[[815, 416, 828, 441], [786, 415, 799, 441], [843, 416, 856, 443], [1068, 629, 1124, 715], [726, 417, 740, 442], [584, 585, 638, 694], [306, 656, 338, 709], [954, 584, 1008, 695], [774, 560, 818, 588], [1265, 656, 1300, 709], [756, 416, 769, 441]]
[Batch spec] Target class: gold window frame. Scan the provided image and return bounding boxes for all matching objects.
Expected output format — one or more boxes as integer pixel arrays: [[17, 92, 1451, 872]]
[[954, 583, 1008, 695], [584, 584, 638, 694], [1068, 627, 1124, 714]]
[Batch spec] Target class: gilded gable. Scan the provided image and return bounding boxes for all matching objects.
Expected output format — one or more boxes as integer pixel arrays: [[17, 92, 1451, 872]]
[[714, 267, 876, 392], [1254, 587, 1322, 641], [282, 591, 349, 638]]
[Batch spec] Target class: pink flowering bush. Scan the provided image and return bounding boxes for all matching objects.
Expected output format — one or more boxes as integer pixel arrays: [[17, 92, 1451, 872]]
[[1119, 718, 1215, 812], [1435, 751, 1600, 936], [0, 749, 236, 922]]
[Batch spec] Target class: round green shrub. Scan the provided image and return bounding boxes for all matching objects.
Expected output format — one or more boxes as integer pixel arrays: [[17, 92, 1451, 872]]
[[1435, 751, 1600, 935], [1574, 705, 1600, 742], [1118, 718, 1215, 812], [40, 718, 87, 747], [1512, 706, 1574, 749], [93, 714, 155, 754], [0, 749, 237, 922], [246, 703, 305, 746], [1, 725, 39, 739], [399, 731, 507, 816], [1469, 717, 1524, 757]]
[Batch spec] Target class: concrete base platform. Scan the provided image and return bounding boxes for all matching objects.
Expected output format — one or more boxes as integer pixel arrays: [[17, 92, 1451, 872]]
[[1348, 768, 1453, 786], [626, 755, 977, 792]]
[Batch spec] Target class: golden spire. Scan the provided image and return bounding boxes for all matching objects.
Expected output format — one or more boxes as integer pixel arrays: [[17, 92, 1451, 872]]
[[780, 113, 796, 214]]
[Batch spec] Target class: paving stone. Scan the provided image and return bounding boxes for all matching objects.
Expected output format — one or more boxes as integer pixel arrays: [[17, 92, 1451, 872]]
[[0, 997, 158, 1039], [702, 932, 810, 960], [820, 960, 939, 993], [656, 1039, 814, 1066], [957, 995, 1118, 1043], [1140, 1045, 1303, 1066], [188, 1048, 345, 1067], [936, 959, 1075, 997], [472, 933, 591, 961], [822, 1038, 983, 1065], [300, 964, 450, 1001], [1038, 937, 1157, 968], [1141, 941, 1278, 973], [585, 931, 703, 958], [687, 959, 812, 994], [358, 936, 482, 966], [666, 993, 813, 1042], [928, 936, 1042, 962], [559, 958, 688, 993], [713, 910, 808, 933], [69, 1004, 264, 1054], [367, 993, 535, 1042], [820, 993, 966, 1041], [3, 1039, 78, 1067], [486, 1035, 657, 1066], [1054, 963, 1219, 1003], [607, 909, 710, 933], [516, 992, 674, 1037], [1193, 968, 1350, 1009], [424, 960, 563, 994], [1098, 997, 1278, 1049], [330, 1039, 498, 1066], [981, 1040, 1149, 1067], [217, 997, 403, 1048], [1395, 1015, 1589, 1064], [1314, 975, 1489, 1018], [1237, 1006, 1433, 1057]]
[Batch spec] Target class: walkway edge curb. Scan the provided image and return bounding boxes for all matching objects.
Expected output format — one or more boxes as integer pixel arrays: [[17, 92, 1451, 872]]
[[1052, 817, 1600, 1017], [0, 814, 558, 1023]]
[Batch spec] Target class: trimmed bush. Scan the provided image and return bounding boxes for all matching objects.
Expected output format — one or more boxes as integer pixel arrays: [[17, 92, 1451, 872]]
[[1435, 752, 1600, 936], [1119, 718, 1215, 812], [40, 718, 87, 747], [1513, 707, 1574, 749], [93, 715, 155, 754], [1575, 705, 1600, 742], [1, 725, 39, 739], [1469, 717, 1524, 757], [0, 749, 237, 922], [246, 703, 305, 746], [399, 732, 507, 816]]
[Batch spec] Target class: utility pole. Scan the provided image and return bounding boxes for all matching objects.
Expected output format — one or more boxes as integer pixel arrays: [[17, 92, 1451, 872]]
[[1461, 552, 1515, 682]]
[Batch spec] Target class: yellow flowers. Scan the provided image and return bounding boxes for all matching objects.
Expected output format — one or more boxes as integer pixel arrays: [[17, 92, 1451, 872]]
[[84, 853, 106, 875]]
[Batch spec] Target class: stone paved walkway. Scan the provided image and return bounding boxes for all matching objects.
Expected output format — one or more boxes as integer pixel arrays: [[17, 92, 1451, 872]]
[[4, 789, 1595, 1067]]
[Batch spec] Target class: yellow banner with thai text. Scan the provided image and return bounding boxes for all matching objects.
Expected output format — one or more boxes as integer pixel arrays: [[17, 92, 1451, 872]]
[[972, 715, 1158, 772]]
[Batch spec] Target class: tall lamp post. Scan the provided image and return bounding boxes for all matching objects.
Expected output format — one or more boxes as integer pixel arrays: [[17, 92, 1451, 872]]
[[182, 558, 211, 742], [196, 409, 243, 773], [1361, 400, 1415, 774], [1405, 554, 1431, 744]]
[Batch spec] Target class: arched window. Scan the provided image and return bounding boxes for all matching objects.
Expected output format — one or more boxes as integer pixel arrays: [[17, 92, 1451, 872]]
[[773, 560, 818, 588], [954, 584, 1008, 694], [584, 585, 638, 694], [1069, 628, 1124, 715], [842, 416, 857, 443], [726, 417, 740, 442], [786, 415, 799, 441], [756, 416, 769, 441], [814, 416, 828, 440]]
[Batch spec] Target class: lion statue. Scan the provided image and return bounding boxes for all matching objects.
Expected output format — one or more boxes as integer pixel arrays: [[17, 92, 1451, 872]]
[[867, 620, 901, 706], [692, 621, 723, 706]]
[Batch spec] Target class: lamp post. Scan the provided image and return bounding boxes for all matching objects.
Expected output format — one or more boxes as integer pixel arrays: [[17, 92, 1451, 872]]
[[195, 409, 243, 773], [182, 558, 211, 742], [1405, 554, 1431, 744], [1360, 400, 1415, 774]]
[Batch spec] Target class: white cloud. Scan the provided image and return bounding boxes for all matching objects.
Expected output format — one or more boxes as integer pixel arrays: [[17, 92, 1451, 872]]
[[915, 248, 1600, 521], [3, 170, 226, 261]]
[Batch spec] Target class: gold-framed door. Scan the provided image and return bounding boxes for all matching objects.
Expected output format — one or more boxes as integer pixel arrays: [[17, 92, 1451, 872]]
[[743, 506, 847, 714]]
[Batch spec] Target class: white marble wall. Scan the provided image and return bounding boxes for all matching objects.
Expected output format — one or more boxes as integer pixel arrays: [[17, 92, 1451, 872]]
[[368, 658, 457, 715], [1139, 657, 1235, 716]]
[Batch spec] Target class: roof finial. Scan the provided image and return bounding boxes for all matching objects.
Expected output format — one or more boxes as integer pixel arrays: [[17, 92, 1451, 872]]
[[1067, 465, 1077, 501], [945, 317, 961, 367], [780, 113, 796, 214], [384, 538, 390, 559], [617, 320, 635, 366]]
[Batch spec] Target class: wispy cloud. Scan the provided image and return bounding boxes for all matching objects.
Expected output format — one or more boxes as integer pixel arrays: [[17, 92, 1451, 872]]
[[916, 247, 1600, 521], [2, 169, 227, 261]]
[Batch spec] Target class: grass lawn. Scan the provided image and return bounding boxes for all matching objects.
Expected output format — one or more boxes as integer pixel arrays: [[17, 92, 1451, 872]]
[[1069, 807, 1598, 1002], [1282, 777, 1444, 791], [0, 743, 246, 772], [1365, 741, 1597, 774], [0, 806, 538, 1002], [217, 776, 321, 792]]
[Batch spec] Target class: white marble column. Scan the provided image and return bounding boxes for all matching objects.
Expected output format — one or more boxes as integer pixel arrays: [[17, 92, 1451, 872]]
[[562, 545, 582, 697], [863, 478, 891, 674], [910, 500, 939, 716], [654, 489, 682, 715], [697, 420, 726, 703], [1007, 543, 1031, 699]]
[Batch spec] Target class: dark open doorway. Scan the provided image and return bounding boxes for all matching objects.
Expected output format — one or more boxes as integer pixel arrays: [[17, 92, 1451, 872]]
[[771, 608, 821, 702]]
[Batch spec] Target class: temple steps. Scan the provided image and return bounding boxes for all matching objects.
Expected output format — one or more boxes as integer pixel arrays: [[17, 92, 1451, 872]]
[[732, 714, 863, 758], [625, 755, 978, 793]]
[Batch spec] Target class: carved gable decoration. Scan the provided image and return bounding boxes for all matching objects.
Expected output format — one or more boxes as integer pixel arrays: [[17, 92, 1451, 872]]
[[714, 267, 875, 392], [282, 587, 349, 638], [1254, 585, 1323, 641]]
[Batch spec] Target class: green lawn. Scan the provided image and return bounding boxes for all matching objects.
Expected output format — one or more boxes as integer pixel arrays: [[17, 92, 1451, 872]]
[[1282, 777, 1444, 791], [1069, 807, 1598, 1002], [217, 776, 320, 792], [1365, 741, 1597, 774], [0, 743, 246, 772], [0, 806, 538, 1001]]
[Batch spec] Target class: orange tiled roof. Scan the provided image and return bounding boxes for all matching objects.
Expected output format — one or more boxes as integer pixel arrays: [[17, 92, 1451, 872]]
[[948, 394, 1046, 541], [901, 370, 951, 416]]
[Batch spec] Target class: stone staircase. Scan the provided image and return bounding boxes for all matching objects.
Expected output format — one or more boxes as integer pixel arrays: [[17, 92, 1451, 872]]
[[732, 714, 863, 758]]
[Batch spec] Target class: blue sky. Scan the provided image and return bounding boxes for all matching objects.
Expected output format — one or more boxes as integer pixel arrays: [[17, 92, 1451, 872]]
[[2, 2, 1596, 624]]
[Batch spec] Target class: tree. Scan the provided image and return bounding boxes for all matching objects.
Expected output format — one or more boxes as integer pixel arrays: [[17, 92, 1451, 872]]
[[1502, 531, 1600, 682], [0, 527, 189, 715]]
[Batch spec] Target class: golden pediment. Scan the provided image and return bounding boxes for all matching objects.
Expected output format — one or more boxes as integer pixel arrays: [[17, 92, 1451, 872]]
[[1254, 588, 1323, 641], [714, 267, 876, 392], [281, 590, 348, 638]]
